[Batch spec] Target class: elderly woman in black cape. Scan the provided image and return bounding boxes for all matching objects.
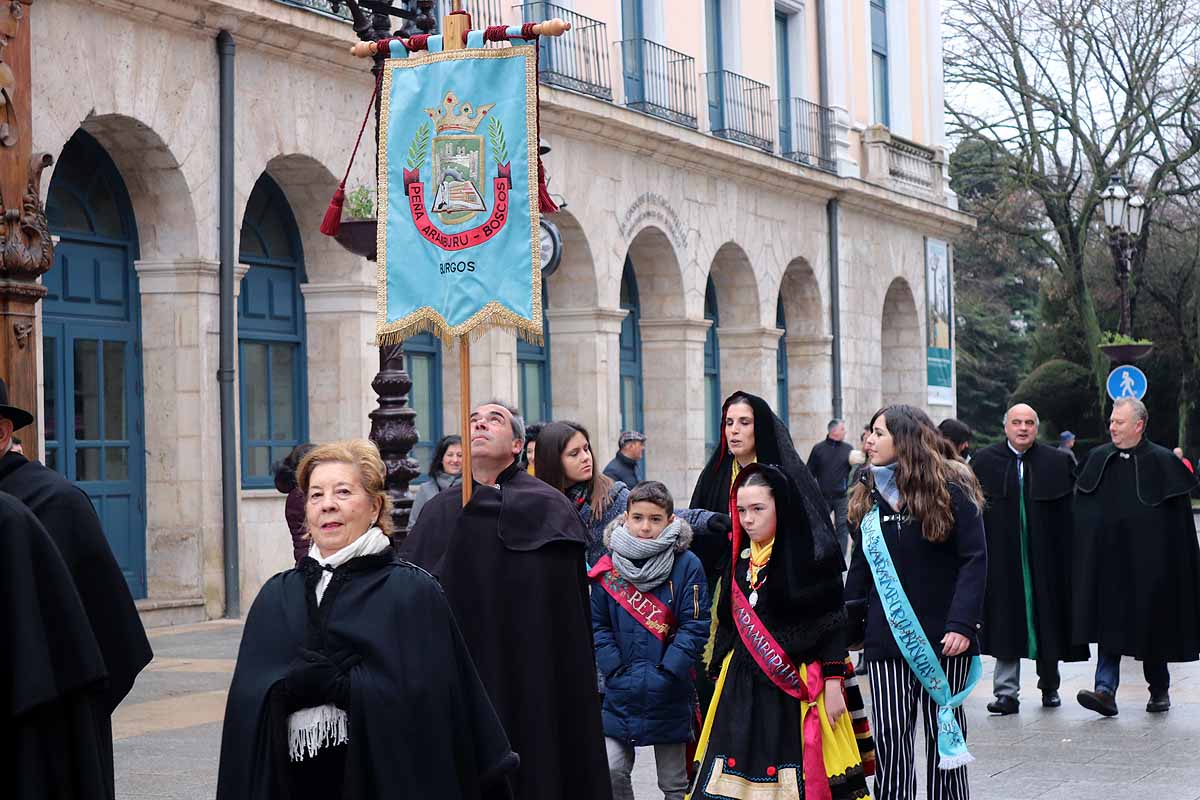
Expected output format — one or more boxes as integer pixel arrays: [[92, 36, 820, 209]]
[[217, 439, 517, 800]]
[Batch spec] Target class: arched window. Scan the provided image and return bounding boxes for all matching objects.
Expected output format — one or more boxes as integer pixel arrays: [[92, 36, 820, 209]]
[[776, 296, 789, 420], [517, 283, 552, 424], [619, 258, 644, 436], [238, 174, 308, 487], [704, 276, 721, 453], [44, 129, 147, 597], [405, 332, 443, 478]]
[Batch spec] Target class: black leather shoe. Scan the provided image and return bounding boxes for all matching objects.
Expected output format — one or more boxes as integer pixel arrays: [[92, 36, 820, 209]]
[[987, 696, 1019, 715], [1077, 689, 1119, 717], [1146, 692, 1171, 713], [1042, 690, 1062, 708]]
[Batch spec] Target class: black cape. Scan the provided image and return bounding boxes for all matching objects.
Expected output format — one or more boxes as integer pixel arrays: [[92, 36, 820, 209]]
[[0, 451, 151, 798], [216, 550, 518, 799], [972, 441, 1089, 662], [690, 390, 839, 583], [1071, 439, 1200, 661], [400, 461, 612, 800], [3, 491, 113, 800]]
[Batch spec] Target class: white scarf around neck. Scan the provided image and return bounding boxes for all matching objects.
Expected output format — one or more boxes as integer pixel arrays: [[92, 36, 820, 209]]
[[288, 526, 390, 761]]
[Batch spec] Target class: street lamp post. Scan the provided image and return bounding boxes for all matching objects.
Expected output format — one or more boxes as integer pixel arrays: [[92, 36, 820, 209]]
[[1099, 174, 1147, 338], [324, 0, 437, 542]]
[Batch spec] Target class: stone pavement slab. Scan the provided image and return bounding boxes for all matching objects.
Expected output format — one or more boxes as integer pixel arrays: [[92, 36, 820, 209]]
[[112, 621, 1200, 799]]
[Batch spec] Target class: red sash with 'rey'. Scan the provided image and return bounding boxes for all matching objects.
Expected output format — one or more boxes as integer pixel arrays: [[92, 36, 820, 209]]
[[588, 556, 676, 642], [728, 522, 832, 800]]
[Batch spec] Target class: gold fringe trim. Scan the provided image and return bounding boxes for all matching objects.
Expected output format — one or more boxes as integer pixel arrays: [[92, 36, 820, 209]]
[[375, 45, 543, 346], [375, 301, 544, 348]]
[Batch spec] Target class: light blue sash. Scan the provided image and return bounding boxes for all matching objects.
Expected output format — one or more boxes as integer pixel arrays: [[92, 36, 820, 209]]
[[861, 506, 981, 770]]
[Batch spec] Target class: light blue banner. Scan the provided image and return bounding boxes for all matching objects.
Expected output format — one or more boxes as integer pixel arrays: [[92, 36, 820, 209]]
[[376, 45, 542, 344]]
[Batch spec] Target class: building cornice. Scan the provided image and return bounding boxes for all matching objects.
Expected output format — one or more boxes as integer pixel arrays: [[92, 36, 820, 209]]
[[541, 87, 975, 235], [86, 0, 365, 79]]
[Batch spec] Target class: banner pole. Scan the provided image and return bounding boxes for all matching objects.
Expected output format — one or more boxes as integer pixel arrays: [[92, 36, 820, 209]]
[[445, 0, 474, 507]]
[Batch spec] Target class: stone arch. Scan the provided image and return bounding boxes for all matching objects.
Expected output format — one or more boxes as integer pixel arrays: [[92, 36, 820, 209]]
[[778, 258, 830, 447], [264, 154, 360, 284], [545, 209, 600, 309], [881, 277, 924, 409], [625, 224, 686, 320], [706, 241, 776, 407], [63, 114, 200, 262]]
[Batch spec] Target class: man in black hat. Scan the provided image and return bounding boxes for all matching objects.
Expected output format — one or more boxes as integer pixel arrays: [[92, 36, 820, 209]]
[[0, 379, 152, 800], [602, 430, 646, 488]]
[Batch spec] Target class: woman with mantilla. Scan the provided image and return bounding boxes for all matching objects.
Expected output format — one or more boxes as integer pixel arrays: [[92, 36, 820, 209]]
[[688, 463, 872, 800]]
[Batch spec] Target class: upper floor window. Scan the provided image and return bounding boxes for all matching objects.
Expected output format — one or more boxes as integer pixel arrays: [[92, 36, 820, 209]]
[[871, 0, 889, 126]]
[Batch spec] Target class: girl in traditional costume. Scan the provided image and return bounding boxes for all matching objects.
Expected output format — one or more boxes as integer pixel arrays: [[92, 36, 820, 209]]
[[689, 462, 873, 800], [845, 405, 987, 800]]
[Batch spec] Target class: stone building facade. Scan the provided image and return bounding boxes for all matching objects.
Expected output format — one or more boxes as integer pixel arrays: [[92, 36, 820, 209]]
[[28, 0, 969, 623]]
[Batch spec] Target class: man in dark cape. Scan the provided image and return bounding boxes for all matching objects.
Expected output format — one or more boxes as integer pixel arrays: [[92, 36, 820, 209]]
[[1073, 397, 1200, 716], [3, 491, 113, 800], [216, 549, 517, 799], [401, 400, 611, 800], [0, 382, 152, 797], [973, 404, 1088, 715]]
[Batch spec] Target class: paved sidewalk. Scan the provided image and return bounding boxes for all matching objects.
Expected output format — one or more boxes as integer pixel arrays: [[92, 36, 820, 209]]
[[114, 621, 1200, 799]]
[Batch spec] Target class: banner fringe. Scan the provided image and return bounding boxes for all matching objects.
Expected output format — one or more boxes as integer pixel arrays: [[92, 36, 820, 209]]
[[376, 315, 544, 349]]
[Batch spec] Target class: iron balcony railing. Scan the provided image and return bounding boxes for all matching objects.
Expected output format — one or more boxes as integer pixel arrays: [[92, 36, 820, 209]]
[[274, 0, 353, 20], [620, 38, 698, 129], [778, 98, 836, 173], [517, 2, 612, 100], [705, 70, 773, 151], [443, 0, 506, 27]]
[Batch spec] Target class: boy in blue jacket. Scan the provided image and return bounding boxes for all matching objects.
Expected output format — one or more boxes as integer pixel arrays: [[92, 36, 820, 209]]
[[589, 481, 710, 800]]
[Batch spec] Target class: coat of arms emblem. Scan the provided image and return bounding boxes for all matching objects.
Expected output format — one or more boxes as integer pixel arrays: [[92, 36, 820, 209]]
[[402, 90, 512, 250]]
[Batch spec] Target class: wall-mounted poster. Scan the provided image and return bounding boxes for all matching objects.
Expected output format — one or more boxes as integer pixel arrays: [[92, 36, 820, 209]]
[[926, 238, 954, 406]]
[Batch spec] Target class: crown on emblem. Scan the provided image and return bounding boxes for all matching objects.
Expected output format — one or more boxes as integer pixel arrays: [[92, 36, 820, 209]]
[[424, 91, 496, 134]]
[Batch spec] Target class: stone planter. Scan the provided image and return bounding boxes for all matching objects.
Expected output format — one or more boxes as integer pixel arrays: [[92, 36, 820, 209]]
[[333, 218, 377, 261], [1099, 343, 1153, 363]]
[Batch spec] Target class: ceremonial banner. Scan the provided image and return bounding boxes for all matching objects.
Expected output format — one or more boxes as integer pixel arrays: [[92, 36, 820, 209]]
[[925, 238, 954, 406], [377, 38, 542, 344]]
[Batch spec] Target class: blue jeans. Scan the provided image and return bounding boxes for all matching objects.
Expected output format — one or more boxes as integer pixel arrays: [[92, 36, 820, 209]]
[[1094, 651, 1170, 695]]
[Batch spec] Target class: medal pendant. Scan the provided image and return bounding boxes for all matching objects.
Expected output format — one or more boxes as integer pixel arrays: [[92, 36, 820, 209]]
[[740, 548, 751, 560], [749, 590, 759, 608]]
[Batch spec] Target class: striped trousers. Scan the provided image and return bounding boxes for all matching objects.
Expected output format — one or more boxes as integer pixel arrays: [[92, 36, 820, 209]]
[[867, 656, 972, 800]]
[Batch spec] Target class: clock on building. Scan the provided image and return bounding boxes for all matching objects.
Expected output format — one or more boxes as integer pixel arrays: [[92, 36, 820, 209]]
[[539, 218, 562, 278]]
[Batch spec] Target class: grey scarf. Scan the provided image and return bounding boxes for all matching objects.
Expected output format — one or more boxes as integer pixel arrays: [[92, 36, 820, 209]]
[[870, 464, 902, 510], [608, 518, 681, 592]]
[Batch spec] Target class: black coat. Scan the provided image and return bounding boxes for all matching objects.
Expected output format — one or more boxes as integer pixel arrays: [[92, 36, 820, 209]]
[[3, 491, 112, 800], [602, 451, 640, 490], [0, 451, 151, 799], [845, 480, 988, 660], [1071, 439, 1200, 661], [216, 551, 517, 799], [807, 438, 854, 498], [401, 462, 612, 800], [973, 441, 1089, 662]]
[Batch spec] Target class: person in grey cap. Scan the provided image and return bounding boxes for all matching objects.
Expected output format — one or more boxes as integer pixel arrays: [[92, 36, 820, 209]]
[[1058, 430, 1077, 466], [603, 430, 646, 489]]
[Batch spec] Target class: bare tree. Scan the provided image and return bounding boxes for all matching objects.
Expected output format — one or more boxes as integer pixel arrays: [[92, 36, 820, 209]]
[[944, 0, 1200, 425]]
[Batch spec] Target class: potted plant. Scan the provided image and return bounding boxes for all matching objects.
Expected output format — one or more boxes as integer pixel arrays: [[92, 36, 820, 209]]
[[333, 185, 378, 261], [1098, 331, 1154, 363]]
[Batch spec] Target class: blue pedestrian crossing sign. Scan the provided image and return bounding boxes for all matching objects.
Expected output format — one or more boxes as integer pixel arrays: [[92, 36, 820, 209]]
[[1107, 365, 1148, 401]]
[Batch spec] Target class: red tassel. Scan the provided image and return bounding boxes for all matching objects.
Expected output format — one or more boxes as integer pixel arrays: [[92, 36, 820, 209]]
[[320, 185, 346, 236], [537, 157, 558, 214]]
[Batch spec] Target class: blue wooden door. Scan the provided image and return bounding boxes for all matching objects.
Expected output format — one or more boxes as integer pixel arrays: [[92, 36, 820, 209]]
[[622, 0, 645, 105], [43, 131, 147, 598]]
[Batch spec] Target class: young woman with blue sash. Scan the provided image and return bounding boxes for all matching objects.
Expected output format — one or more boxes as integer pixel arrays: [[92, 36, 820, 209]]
[[844, 406, 987, 800]]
